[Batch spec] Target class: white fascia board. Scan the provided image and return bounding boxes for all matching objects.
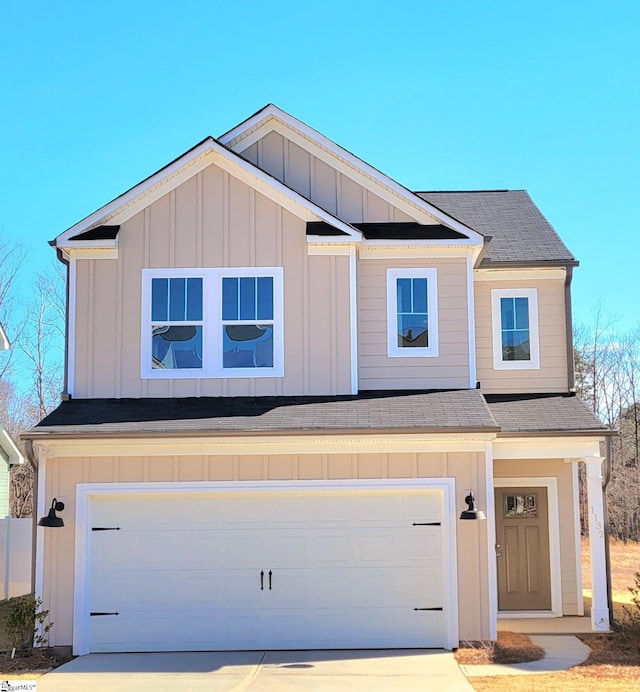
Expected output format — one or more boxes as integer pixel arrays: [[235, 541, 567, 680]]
[[0, 323, 8, 350], [359, 244, 478, 259], [219, 106, 484, 244], [0, 428, 24, 466], [34, 432, 498, 459], [475, 268, 566, 282], [55, 137, 362, 246], [61, 246, 118, 261], [307, 243, 353, 256], [494, 436, 603, 460]]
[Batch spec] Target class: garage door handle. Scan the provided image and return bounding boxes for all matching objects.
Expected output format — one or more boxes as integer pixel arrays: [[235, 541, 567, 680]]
[[260, 570, 264, 590], [269, 570, 272, 590]]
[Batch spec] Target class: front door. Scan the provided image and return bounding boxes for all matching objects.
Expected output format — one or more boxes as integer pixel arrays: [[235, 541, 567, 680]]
[[495, 486, 552, 611]]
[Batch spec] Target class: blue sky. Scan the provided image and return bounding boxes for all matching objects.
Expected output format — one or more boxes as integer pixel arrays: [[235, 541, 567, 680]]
[[1, 0, 638, 331]]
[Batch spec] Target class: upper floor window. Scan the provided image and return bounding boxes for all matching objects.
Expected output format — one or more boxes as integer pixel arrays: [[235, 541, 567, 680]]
[[491, 288, 540, 370], [386, 268, 439, 358], [141, 267, 283, 379]]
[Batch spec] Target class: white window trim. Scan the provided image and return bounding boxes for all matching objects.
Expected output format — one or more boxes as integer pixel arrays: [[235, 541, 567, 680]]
[[386, 268, 438, 358], [491, 288, 540, 370], [141, 267, 284, 379]]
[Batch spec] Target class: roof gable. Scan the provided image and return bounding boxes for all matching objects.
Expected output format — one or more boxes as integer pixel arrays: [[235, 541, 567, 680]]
[[54, 137, 363, 250], [219, 105, 483, 245]]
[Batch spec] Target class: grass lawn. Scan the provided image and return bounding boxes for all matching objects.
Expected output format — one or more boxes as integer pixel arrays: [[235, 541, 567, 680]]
[[467, 537, 640, 691]]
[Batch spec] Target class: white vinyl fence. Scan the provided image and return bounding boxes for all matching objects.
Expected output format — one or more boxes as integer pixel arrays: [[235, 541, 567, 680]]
[[0, 518, 32, 599]]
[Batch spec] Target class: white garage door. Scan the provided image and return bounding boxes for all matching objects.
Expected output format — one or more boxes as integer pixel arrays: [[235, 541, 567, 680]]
[[86, 488, 447, 652]]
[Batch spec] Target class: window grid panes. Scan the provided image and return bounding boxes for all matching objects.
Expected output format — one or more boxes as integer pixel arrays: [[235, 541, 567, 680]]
[[151, 277, 203, 370], [396, 277, 429, 348], [500, 296, 530, 361], [222, 276, 274, 369]]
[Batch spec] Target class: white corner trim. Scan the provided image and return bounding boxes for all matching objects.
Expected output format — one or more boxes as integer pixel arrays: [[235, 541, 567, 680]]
[[491, 288, 540, 370], [485, 443, 498, 640], [386, 268, 439, 358], [219, 106, 483, 244], [349, 245, 358, 394], [570, 459, 585, 616], [467, 254, 477, 388], [35, 456, 47, 607], [72, 478, 459, 654], [67, 258, 77, 396], [494, 477, 562, 618]]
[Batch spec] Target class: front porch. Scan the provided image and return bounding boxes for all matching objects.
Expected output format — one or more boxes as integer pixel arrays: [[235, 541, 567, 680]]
[[498, 616, 594, 635]]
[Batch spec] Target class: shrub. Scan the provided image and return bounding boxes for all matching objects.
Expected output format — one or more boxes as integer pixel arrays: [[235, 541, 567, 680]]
[[619, 570, 640, 646], [5, 595, 54, 651]]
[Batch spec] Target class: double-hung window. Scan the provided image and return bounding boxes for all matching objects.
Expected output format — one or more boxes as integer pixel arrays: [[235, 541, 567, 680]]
[[142, 267, 283, 378], [491, 288, 540, 369], [386, 268, 439, 357]]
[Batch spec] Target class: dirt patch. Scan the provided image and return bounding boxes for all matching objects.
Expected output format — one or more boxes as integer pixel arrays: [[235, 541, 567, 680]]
[[0, 649, 73, 677], [456, 630, 545, 665]]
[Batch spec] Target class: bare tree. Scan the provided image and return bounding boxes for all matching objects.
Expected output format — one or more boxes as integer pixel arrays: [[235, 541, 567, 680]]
[[19, 261, 65, 420], [575, 313, 640, 541]]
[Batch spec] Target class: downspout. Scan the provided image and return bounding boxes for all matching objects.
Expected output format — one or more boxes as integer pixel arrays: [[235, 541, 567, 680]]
[[24, 439, 38, 596], [603, 434, 614, 626], [565, 266, 576, 391]]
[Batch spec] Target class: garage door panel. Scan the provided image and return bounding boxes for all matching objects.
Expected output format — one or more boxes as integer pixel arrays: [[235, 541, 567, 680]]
[[87, 488, 448, 652], [223, 534, 266, 565]]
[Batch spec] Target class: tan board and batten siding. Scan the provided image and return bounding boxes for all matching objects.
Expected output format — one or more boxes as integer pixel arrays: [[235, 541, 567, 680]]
[[44, 451, 490, 646], [494, 459, 581, 615], [475, 278, 569, 394], [359, 257, 470, 390], [241, 130, 418, 223], [73, 165, 353, 398]]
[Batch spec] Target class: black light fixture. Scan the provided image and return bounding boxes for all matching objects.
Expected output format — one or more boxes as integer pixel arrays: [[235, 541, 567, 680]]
[[38, 498, 65, 528], [459, 491, 486, 521]]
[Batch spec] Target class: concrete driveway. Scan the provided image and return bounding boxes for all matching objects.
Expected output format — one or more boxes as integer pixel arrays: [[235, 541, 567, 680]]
[[37, 649, 474, 691]]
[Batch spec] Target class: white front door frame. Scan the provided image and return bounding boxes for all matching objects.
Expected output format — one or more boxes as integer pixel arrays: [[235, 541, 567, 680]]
[[73, 478, 459, 655], [493, 477, 562, 618]]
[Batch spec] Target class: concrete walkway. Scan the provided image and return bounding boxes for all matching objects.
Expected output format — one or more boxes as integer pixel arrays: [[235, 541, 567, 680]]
[[461, 635, 591, 677], [37, 649, 475, 691]]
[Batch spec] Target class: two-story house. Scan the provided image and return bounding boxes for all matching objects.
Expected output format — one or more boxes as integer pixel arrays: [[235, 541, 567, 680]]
[[25, 105, 611, 655]]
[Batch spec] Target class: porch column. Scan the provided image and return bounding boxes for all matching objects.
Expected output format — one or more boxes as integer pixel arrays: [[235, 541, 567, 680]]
[[584, 456, 610, 631]]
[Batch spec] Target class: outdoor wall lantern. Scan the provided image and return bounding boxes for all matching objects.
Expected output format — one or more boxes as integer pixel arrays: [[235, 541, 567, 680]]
[[38, 498, 65, 528], [459, 491, 486, 520]]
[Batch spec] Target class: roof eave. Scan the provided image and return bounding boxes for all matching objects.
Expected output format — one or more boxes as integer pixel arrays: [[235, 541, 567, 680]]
[[480, 259, 579, 269], [24, 426, 501, 441]]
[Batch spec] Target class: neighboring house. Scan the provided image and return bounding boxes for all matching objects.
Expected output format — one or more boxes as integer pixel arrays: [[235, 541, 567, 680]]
[[0, 322, 8, 352], [1, 323, 19, 518], [24, 105, 612, 655], [0, 429, 23, 518]]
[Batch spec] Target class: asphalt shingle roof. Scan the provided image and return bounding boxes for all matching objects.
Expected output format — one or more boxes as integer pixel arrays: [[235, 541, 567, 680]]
[[32, 390, 497, 436], [28, 391, 609, 438], [416, 190, 577, 266], [485, 394, 609, 434]]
